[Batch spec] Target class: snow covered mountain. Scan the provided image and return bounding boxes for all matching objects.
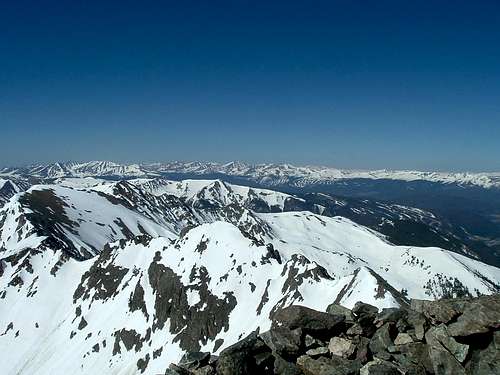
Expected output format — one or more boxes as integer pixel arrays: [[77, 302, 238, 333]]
[[0, 178, 31, 207], [2, 160, 500, 189], [4, 162, 500, 265], [1, 176, 499, 374]]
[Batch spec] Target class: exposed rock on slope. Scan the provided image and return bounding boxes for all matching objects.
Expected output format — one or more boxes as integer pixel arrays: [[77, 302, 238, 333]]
[[0, 185, 175, 259]]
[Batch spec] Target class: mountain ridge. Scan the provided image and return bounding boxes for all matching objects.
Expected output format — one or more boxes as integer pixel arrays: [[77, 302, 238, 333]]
[[2, 160, 500, 189]]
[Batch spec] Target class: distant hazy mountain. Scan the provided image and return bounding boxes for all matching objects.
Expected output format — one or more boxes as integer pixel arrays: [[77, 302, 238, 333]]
[[2, 160, 500, 188]]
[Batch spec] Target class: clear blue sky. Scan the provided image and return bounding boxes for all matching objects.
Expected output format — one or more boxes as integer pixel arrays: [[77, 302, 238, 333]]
[[1, 1, 500, 171]]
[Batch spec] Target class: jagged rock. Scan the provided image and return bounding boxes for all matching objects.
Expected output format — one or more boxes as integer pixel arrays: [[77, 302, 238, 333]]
[[166, 298, 500, 375], [352, 336, 371, 364], [168, 363, 191, 375], [328, 337, 355, 358], [272, 305, 345, 338], [326, 303, 354, 321], [274, 355, 303, 375], [465, 331, 500, 375], [209, 355, 218, 365], [391, 357, 427, 375], [305, 346, 329, 357], [369, 323, 394, 356], [351, 302, 379, 337], [394, 333, 413, 345], [254, 351, 273, 369], [425, 324, 468, 362], [360, 358, 400, 375], [216, 331, 260, 375], [405, 310, 427, 340], [297, 355, 361, 375], [375, 308, 406, 326], [178, 351, 211, 370], [389, 342, 433, 373], [192, 365, 215, 375], [447, 295, 500, 337], [260, 327, 302, 358], [411, 298, 462, 324], [216, 351, 251, 375], [352, 302, 379, 319], [304, 334, 324, 349], [427, 343, 466, 375], [346, 323, 364, 336]]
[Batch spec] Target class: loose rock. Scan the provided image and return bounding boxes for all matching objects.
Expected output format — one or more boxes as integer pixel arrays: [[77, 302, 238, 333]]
[[326, 303, 355, 321], [260, 327, 302, 358], [328, 337, 355, 358], [394, 333, 413, 345], [297, 355, 361, 375]]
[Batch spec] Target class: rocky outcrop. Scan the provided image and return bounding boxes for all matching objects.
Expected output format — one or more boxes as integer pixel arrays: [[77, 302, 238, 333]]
[[168, 294, 500, 374]]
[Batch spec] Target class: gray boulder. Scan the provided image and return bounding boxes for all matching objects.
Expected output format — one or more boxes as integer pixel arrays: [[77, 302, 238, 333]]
[[369, 323, 394, 355], [394, 333, 413, 345], [425, 324, 469, 363], [410, 298, 462, 324], [360, 359, 400, 375], [216, 331, 260, 375], [465, 331, 500, 375], [326, 303, 355, 321], [178, 351, 211, 370], [447, 295, 500, 337], [352, 302, 379, 319], [274, 355, 303, 375], [260, 327, 302, 358], [328, 337, 355, 358], [305, 346, 329, 357], [297, 355, 361, 375], [272, 305, 345, 338], [405, 310, 427, 340], [427, 343, 466, 375]]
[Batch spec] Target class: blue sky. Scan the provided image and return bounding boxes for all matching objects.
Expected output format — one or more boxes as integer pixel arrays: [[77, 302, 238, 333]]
[[1, 1, 500, 171]]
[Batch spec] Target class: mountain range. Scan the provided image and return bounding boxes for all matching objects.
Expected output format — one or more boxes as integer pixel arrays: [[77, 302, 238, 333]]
[[1, 161, 499, 374], [2, 160, 500, 188]]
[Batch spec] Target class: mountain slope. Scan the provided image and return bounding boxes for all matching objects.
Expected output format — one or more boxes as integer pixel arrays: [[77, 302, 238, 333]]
[[1, 213, 499, 374], [0, 185, 175, 260], [3, 161, 500, 267]]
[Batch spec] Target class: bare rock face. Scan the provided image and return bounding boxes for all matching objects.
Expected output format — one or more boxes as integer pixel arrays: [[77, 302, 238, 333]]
[[169, 294, 500, 375]]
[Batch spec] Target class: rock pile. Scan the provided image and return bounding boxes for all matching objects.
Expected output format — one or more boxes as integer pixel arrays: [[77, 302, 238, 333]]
[[167, 294, 500, 375]]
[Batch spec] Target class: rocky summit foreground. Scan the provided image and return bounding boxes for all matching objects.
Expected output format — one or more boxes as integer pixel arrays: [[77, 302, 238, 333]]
[[168, 294, 500, 375]]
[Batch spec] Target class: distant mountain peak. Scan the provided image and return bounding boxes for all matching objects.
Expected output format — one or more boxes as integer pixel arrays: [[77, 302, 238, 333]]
[[1, 160, 500, 188]]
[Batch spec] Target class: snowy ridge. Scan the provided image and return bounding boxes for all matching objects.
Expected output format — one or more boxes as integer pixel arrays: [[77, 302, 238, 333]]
[[0, 178, 30, 207], [0, 184, 176, 259], [130, 178, 305, 211]]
